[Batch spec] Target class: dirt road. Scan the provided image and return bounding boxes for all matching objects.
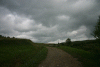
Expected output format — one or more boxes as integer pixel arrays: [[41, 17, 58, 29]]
[[38, 47, 82, 67]]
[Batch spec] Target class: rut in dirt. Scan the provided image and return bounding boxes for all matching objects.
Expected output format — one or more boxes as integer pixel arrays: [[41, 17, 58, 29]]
[[38, 47, 82, 67]]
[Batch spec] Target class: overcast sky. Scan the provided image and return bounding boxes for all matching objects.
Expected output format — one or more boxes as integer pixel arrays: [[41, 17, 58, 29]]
[[0, 0, 100, 43]]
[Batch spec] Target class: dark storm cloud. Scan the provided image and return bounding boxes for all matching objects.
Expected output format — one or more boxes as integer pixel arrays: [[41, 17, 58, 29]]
[[0, 0, 100, 43]]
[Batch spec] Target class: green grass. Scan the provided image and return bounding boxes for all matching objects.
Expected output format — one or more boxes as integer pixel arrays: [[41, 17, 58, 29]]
[[57, 46, 100, 67], [20, 47, 48, 67], [0, 39, 48, 67]]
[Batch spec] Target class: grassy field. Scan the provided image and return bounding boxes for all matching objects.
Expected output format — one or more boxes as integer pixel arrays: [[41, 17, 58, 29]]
[[70, 40, 100, 54], [57, 46, 100, 67], [0, 39, 48, 67]]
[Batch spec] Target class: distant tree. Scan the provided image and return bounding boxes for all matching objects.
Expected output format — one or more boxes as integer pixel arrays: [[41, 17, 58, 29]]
[[7, 36, 10, 38], [12, 37, 15, 38], [0, 35, 4, 38], [66, 38, 71, 45], [92, 16, 100, 39], [0, 35, 2, 38]]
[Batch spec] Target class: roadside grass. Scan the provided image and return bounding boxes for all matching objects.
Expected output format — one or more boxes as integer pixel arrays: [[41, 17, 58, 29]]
[[0, 39, 48, 67], [35, 43, 50, 47], [20, 47, 48, 67], [57, 46, 100, 67]]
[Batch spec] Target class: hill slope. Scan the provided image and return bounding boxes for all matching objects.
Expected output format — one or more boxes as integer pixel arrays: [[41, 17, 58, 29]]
[[0, 39, 47, 67]]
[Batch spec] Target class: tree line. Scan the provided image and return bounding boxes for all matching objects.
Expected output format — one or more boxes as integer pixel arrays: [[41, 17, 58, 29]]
[[0, 35, 15, 39]]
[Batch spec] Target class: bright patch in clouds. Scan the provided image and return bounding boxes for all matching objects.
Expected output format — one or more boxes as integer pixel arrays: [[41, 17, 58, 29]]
[[67, 26, 87, 36], [67, 31, 77, 36], [72, 0, 95, 11], [2, 14, 35, 31], [49, 39, 66, 44], [66, 26, 88, 41], [57, 15, 70, 20]]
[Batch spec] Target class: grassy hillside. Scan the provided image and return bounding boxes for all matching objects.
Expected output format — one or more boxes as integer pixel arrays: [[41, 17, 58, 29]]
[[57, 46, 100, 67], [0, 39, 48, 67], [58, 39, 100, 67]]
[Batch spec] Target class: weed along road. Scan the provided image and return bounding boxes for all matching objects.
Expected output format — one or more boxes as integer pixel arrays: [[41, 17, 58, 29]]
[[38, 47, 82, 67]]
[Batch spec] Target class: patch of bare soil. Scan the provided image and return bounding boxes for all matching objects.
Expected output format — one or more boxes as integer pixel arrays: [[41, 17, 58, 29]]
[[38, 47, 82, 67]]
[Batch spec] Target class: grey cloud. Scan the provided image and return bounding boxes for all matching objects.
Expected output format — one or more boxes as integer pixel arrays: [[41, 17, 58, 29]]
[[0, 0, 100, 43]]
